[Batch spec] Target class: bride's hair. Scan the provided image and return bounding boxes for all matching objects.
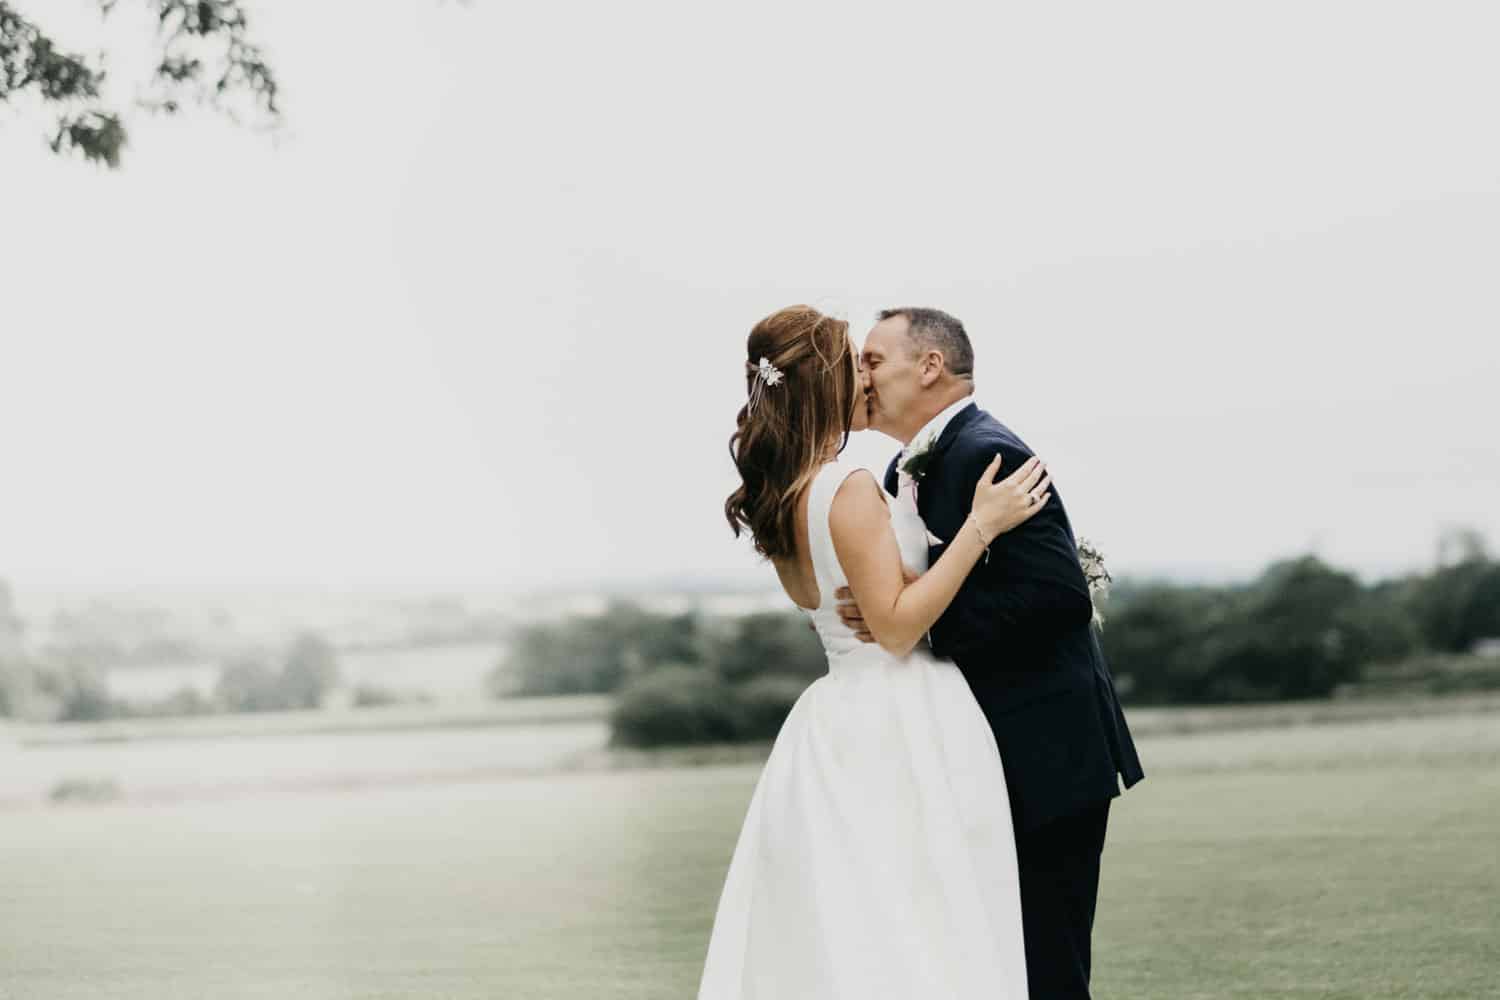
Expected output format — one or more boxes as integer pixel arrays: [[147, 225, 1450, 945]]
[[725, 305, 856, 559]]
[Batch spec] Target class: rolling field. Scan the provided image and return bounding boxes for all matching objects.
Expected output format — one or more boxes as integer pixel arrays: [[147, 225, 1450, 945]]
[[3, 707, 1498, 999]]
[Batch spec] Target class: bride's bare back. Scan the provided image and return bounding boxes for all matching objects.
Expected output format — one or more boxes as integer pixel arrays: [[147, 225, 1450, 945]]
[[770, 487, 821, 612]]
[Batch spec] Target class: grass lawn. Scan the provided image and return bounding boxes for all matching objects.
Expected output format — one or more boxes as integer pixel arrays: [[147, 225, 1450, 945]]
[[3, 708, 1497, 998]]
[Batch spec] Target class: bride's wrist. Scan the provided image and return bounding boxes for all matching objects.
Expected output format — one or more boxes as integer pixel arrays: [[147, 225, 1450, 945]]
[[964, 514, 994, 548]]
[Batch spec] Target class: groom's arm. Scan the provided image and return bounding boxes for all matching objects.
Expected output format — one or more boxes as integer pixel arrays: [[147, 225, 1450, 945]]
[[928, 435, 1093, 664]]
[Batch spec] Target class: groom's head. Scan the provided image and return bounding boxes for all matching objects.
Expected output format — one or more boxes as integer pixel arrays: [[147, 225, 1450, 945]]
[[860, 307, 975, 444]]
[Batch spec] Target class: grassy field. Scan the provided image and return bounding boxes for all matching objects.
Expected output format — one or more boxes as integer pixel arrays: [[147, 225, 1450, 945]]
[[3, 706, 1498, 999]]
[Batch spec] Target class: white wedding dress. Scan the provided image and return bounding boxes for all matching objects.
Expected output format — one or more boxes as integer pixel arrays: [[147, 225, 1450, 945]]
[[697, 460, 1028, 1000]]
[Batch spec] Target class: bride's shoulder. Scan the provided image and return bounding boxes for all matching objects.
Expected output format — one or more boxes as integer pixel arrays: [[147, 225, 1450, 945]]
[[826, 466, 886, 519]]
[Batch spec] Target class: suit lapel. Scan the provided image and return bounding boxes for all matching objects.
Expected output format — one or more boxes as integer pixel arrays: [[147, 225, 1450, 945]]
[[927, 402, 980, 463], [916, 402, 981, 526]]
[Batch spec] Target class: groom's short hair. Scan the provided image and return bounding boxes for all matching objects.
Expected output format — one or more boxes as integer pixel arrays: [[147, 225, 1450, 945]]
[[877, 307, 974, 379]]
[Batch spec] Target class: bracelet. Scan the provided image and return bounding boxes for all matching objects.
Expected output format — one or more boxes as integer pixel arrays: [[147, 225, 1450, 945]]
[[970, 517, 991, 565]]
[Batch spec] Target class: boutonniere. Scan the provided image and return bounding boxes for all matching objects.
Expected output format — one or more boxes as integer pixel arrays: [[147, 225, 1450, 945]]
[[899, 432, 939, 483], [1077, 536, 1112, 629]]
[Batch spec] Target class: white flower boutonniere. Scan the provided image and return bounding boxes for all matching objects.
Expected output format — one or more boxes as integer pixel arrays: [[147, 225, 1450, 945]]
[[1077, 536, 1112, 629], [898, 432, 939, 483]]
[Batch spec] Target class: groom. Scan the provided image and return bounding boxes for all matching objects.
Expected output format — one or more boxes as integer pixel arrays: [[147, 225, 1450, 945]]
[[838, 307, 1144, 999]]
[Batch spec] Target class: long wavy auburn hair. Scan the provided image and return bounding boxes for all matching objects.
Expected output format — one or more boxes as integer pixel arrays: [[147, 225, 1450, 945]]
[[724, 305, 857, 559]]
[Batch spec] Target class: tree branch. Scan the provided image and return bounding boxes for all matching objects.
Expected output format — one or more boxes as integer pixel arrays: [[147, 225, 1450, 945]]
[[0, 0, 280, 168]]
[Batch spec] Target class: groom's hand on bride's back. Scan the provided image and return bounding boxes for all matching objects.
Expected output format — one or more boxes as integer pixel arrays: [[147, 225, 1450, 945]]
[[835, 566, 919, 644]]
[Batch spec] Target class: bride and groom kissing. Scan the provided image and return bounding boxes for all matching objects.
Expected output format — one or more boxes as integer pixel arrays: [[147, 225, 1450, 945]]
[[702, 305, 1144, 999]]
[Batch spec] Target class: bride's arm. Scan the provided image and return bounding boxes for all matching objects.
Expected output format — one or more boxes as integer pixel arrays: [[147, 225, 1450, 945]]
[[829, 458, 1047, 658]]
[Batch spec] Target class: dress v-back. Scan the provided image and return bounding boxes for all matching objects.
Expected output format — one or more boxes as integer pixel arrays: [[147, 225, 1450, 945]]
[[697, 460, 1028, 1000]]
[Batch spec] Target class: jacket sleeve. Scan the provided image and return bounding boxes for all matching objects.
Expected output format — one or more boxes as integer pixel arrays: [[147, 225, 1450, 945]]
[[927, 437, 1094, 665]]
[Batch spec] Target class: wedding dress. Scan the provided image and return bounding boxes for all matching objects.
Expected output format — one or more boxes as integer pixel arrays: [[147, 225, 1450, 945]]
[[697, 459, 1028, 1000]]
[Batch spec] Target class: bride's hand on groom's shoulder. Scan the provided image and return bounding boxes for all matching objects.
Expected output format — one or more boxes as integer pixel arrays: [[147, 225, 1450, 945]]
[[835, 565, 919, 644], [972, 454, 1051, 543]]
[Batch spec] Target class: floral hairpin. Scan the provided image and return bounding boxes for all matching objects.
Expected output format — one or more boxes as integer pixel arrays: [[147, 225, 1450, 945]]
[[755, 357, 784, 386], [746, 356, 784, 415]]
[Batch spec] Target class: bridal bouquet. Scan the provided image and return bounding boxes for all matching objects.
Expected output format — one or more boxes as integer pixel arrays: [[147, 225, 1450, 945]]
[[1076, 537, 1111, 629]]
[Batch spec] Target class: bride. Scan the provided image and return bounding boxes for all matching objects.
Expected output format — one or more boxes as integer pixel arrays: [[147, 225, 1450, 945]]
[[700, 305, 1051, 999]]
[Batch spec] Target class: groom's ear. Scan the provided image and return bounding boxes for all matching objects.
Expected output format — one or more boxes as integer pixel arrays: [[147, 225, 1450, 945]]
[[918, 349, 946, 387]]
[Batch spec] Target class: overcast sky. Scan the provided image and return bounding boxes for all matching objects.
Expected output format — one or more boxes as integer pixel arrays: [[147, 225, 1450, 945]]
[[2, 0, 1497, 599]]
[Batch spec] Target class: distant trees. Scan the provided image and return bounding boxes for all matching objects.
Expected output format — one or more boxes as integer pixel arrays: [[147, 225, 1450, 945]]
[[0, 578, 24, 717], [610, 667, 743, 748], [35, 661, 120, 721], [492, 602, 820, 747], [1400, 558, 1500, 654], [0, 626, 342, 721], [279, 633, 339, 708], [503, 539, 1500, 746], [712, 611, 827, 684], [495, 603, 710, 697], [213, 632, 341, 713], [1103, 547, 1500, 704], [494, 602, 825, 699]]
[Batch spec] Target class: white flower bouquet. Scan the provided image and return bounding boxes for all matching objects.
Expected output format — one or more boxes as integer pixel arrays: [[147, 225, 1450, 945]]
[[1076, 536, 1112, 629]]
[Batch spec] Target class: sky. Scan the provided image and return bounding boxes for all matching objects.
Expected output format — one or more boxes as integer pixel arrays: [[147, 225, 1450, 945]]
[[2, 0, 1497, 600]]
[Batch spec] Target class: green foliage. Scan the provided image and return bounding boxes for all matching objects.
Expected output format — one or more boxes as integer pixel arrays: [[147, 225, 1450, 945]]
[[279, 632, 340, 709], [501, 602, 822, 747], [213, 654, 285, 713], [1458, 565, 1500, 648], [609, 665, 813, 748], [709, 610, 826, 684], [0, 0, 279, 167], [609, 665, 743, 748], [1354, 652, 1500, 697], [214, 631, 341, 713], [1099, 584, 1239, 703], [1401, 559, 1500, 653], [48, 775, 121, 803], [136, 685, 215, 717], [37, 662, 121, 721], [352, 684, 432, 708], [0, 657, 20, 717], [731, 674, 807, 741], [1102, 551, 1492, 704], [1224, 556, 1367, 700], [497, 602, 710, 697]]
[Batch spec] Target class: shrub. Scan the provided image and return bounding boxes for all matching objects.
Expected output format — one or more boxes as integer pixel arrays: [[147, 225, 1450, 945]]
[[351, 684, 430, 708], [498, 604, 710, 697], [280, 633, 340, 709], [733, 674, 810, 740], [49, 777, 122, 804], [710, 611, 827, 684], [36, 665, 122, 722], [610, 665, 742, 748], [136, 686, 215, 718], [214, 656, 287, 713], [214, 633, 342, 713]]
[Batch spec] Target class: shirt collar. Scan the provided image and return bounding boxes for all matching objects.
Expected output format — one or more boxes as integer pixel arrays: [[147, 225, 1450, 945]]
[[903, 395, 976, 460]]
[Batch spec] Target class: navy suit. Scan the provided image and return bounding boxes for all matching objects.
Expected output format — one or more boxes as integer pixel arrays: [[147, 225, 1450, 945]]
[[884, 401, 1143, 999]]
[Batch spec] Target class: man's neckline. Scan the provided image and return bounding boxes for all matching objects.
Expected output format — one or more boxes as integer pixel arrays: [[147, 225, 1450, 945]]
[[902, 395, 976, 453]]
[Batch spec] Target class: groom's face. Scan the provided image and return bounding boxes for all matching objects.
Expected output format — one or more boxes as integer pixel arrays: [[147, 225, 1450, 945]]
[[860, 316, 923, 439]]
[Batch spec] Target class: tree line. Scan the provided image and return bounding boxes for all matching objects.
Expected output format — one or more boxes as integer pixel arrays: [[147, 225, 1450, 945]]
[[0, 631, 349, 722], [494, 545, 1500, 746]]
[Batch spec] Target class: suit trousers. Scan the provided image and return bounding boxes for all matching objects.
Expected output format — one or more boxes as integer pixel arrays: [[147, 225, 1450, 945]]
[[1015, 800, 1112, 1000]]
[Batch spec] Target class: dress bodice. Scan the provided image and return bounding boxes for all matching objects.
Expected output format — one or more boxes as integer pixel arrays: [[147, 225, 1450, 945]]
[[803, 460, 932, 662]]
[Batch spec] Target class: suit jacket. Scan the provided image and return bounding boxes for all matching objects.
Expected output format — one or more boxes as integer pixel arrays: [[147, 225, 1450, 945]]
[[885, 402, 1144, 832]]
